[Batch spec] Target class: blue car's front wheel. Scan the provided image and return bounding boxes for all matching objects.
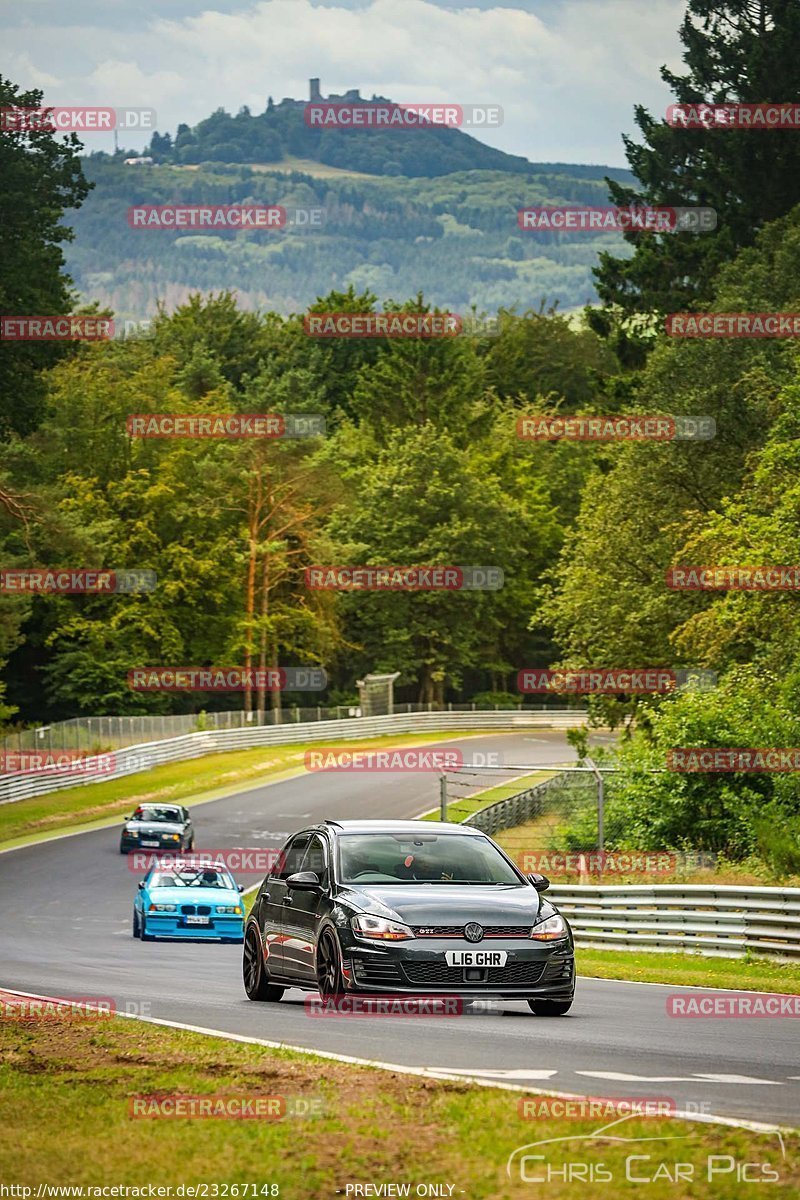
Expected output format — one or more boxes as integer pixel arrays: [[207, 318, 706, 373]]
[[139, 913, 154, 942]]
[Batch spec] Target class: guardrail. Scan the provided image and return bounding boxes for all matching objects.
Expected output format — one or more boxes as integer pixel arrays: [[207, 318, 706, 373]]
[[548, 883, 800, 960], [0, 709, 587, 806], [462, 771, 575, 836]]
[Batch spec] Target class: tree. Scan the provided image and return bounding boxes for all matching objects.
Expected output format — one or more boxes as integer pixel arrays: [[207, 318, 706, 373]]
[[594, 1, 800, 316], [0, 75, 92, 436]]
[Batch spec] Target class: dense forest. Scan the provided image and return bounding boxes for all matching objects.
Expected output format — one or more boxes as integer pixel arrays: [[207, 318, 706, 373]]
[[67, 157, 635, 318], [3, 0, 800, 870]]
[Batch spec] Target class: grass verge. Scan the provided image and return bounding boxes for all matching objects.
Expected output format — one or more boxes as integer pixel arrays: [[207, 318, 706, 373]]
[[0, 1006, 795, 1196], [576, 947, 800, 993], [422, 769, 553, 824], [0, 732, 487, 852]]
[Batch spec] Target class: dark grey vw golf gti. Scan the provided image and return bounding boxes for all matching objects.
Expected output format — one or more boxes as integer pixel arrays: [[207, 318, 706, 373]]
[[243, 820, 575, 1014]]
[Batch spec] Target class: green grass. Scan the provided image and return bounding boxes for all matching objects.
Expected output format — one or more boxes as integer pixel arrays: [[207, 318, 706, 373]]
[[577, 947, 800, 993], [0, 1009, 795, 1195], [0, 731, 488, 851]]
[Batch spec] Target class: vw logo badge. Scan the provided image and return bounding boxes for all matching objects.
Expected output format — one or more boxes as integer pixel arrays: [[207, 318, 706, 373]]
[[464, 922, 484, 943]]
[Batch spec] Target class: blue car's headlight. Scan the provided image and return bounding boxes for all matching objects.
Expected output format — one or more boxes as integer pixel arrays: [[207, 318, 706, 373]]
[[216, 905, 243, 915], [149, 904, 177, 912]]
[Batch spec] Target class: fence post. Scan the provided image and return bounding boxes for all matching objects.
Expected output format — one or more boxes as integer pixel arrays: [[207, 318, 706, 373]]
[[584, 757, 604, 850], [440, 774, 448, 822]]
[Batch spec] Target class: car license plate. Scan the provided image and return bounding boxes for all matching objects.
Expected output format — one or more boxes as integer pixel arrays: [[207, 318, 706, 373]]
[[445, 950, 508, 967], [141, 840, 160, 848], [185, 916, 210, 926]]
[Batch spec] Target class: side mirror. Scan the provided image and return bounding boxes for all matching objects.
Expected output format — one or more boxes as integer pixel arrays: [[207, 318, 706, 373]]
[[528, 873, 550, 892], [238, 884, 244, 893], [137, 881, 145, 890], [286, 870, 321, 891], [123, 815, 132, 821]]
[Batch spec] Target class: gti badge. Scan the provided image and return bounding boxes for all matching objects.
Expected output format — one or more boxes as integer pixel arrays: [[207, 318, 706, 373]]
[[464, 922, 484, 942]]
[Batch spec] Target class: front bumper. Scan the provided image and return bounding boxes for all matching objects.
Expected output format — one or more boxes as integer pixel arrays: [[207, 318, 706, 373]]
[[143, 914, 244, 940], [343, 936, 575, 998]]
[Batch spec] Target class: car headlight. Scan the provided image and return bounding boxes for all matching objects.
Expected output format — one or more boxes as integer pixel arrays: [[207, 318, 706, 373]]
[[165, 834, 181, 841], [125, 828, 138, 837], [148, 904, 177, 912], [351, 915, 415, 941], [530, 913, 567, 940], [216, 906, 243, 915]]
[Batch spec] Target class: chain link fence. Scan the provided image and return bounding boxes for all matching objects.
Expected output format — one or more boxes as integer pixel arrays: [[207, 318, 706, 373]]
[[0, 698, 586, 756], [441, 763, 716, 881]]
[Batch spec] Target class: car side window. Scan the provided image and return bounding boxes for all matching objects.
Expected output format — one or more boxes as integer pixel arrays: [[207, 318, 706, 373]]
[[300, 834, 328, 885], [276, 833, 311, 880]]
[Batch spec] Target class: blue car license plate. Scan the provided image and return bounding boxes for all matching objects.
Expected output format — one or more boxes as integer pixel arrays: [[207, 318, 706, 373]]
[[185, 916, 210, 925]]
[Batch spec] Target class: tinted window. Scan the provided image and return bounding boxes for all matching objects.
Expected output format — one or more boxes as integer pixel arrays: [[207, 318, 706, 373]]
[[133, 806, 182, 823], [301, 834, 328, 884], [276, 833, 311, 879], [337, 833, 521, 885]]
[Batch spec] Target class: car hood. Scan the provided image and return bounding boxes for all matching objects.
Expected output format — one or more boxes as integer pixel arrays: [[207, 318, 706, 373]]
[[144, 887, 241, 905], [126, 821, 184, 834], [340, 883, 542, 925]]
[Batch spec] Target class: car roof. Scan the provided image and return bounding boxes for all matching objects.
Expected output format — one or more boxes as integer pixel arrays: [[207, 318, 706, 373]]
[[314, 820, 484, 836]]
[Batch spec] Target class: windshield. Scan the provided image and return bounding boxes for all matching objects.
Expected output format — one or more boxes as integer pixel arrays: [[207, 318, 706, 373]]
[[132, 806, 182, 823], [337, 833, 522, 885], [150, 869, 235, 890]]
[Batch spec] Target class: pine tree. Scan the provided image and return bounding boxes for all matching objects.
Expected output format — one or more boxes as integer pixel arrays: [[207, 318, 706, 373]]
[[593, 1, 800, 317]]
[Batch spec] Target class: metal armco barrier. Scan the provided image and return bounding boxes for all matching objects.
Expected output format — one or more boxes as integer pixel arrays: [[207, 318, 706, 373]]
[[548, 883, 800, 960], [0, 709, 586, 806], [463, 771, 573, 836]]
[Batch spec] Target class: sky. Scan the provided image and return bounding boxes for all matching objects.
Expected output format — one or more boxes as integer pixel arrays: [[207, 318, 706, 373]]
[[0, 0, 688, 165]]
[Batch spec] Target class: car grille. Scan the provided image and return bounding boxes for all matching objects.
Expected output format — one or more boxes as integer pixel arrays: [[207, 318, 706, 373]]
[[402, 960, 547, 986], [542, 956, 574, 982], [180, 905, 211, 916], [351, 960, 404, 986], [411, 926, 532, 938]]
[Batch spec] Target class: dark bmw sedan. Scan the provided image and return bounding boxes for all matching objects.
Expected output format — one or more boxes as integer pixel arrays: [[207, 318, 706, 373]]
[[119, 803, 194, 854], [243, 820, 574, 1014]]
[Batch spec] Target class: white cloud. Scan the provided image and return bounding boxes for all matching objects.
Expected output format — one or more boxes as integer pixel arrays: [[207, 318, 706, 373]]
[[0, 0, 687, 163]]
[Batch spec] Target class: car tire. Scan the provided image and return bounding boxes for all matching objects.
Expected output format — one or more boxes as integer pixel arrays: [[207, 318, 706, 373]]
[[527, 999, 572, 1016], [316, 928, 345, 999], [140, 915, 154, 942], [243, 924, 284, 1001], [132, 910, 141, 938]]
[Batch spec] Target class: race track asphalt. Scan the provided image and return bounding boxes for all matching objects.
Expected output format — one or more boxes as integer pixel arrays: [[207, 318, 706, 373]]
[[1, 730, 798, 1127]]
